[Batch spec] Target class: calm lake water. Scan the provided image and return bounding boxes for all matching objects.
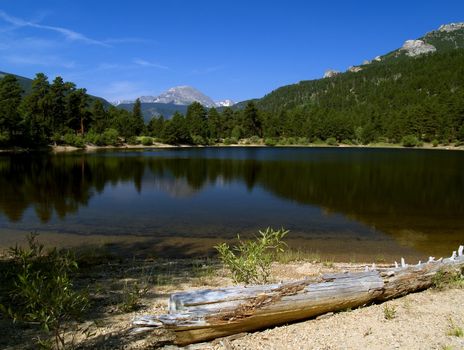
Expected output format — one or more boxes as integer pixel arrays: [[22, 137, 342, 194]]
[[0, 147, 463, 261]]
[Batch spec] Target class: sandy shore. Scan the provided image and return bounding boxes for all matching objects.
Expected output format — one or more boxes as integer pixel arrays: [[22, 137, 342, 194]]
[[1, 256, 462, 350], [47, 142, 464, 153]]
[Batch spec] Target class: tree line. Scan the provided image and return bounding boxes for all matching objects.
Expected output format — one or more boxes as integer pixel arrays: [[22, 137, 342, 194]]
[[1, 49, 464, 148]]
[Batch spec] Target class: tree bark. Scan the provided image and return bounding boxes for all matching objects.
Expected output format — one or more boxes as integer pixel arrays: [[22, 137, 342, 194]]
[[133, 246, 464, 345]]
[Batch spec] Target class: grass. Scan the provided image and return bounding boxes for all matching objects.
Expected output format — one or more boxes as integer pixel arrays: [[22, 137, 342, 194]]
[[432, 268, 464, 290], [447, 319, 464, 337], [276, 249, 321, 263], [383, 304, 397, 320]]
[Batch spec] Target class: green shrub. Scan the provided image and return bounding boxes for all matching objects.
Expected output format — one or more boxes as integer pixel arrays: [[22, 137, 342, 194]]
[[141, 136, 153, 146], [312, 138, 325, 145], [432, 139, 439, 147], [383, 304, 397, 320], [126, 136, 139, 145], [215, 228, 288, 284], [84, 131, 103, 145], [0, 131, 10, 146], [401, 135, 419, 147], [326, 137, 338, 146], [192, 135, 206, 145], [118, 281, 148, 312], [0, 234, 89, 349], [101, 128, 120, 146], [296, 137, 309, 145], [264, 138, 277, 147], [223, 137, 238, 145], [63, 133, 85, 148], [249, 135, 261, 144], [341, 139, 353, 145]]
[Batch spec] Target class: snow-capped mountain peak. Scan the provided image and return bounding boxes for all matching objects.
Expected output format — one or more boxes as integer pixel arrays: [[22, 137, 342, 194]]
[[215, 99, 235, 107], [112, 86, 235, 108]]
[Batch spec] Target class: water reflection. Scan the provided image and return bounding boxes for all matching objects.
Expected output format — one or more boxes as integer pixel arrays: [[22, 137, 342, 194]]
[[0, 148, 463, 255]]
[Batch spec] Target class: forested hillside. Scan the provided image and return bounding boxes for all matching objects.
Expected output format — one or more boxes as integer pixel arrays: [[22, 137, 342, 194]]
[[247, 49, 464, 143]]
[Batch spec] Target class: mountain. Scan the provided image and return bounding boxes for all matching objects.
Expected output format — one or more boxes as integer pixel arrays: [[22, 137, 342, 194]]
[[0, 71, 34, 95], [115, 86, 235, 121], [235, 22, 464, 114], [0, 71, 111, 107], [216, 99, 235, 107]]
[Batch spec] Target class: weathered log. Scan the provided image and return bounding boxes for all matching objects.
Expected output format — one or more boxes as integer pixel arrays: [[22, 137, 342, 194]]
[[133, 246, 464, 345]]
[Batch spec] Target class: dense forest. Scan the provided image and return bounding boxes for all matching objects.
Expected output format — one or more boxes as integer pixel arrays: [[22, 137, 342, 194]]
[[1, 49, 464, 149]]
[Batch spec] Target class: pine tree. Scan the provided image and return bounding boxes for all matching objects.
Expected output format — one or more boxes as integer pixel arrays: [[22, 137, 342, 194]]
[[90, 99, 108, 133], [132, 98, 145, 135], [21, 73, 51, 144], [0, 75, 23, 144], [242, 101, 262, 138]]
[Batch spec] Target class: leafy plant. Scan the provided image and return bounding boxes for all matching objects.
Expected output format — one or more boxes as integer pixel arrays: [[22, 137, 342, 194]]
[[401, 134, 420, 147], [140, 136, 153, 146], [0, 234, 89, 349], [326, 137, 338, 146], [215, 227, 288, 284], [447, 318, 464, 337], [432, 267, 464, 290], [118, 280, 148, 312], [383, 304, 397, 320]]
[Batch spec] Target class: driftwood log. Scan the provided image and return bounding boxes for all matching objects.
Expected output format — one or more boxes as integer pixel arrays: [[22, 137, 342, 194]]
[[133, 246, 464, 345]]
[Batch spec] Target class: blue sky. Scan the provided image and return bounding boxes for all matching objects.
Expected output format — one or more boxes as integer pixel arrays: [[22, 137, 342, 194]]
[[0, 0, 463, 102]]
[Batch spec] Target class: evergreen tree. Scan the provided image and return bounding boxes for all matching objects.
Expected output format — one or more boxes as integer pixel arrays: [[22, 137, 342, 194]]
[[242, 101, 262, 137], [90, 99, 108, 133], [0, 75, 23, 144], [132, 98, 145, 135], [21, 73, 51, 144], [162, 112, 191, 144], [207, 107, 221, 140], [49, 76, 67, 134], [186, 102, 208, 139]]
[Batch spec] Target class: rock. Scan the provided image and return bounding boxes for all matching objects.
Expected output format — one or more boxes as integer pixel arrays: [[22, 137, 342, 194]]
[[323, 69, 340, 78], [374, 56, 382, 62], [348, 66, 363, 73], [362, 60, 371, 65], [438, 22, 464, 32], [400, 40, 436, 57]]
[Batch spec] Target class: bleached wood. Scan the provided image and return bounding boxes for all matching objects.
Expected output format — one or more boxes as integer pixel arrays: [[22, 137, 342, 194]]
[[133, 246, 464, 345]]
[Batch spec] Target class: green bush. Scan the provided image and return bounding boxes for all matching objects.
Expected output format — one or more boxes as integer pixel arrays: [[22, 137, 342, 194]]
[[401, 135, 420, 147], [432, 139, 439, 147], [101, 128, 120, 146], [192, 135, 206, 145], [249, 135, 261, 144], [264, 138, 277, 146], [84, 131, 102, 145], [0, 131, 10, 146], [141, 136, 153, 146], [63, 133, 85, 148], [296, 137, 309, 145], [215, 228, 288, 284], [0, 234, 89, 349], [126, 136, 139, 145], [223, 137, 238, 145], [326, 137, 338, 146]]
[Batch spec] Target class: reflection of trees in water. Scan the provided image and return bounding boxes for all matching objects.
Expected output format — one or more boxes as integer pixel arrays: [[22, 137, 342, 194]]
[[0, 151, 463, 239]]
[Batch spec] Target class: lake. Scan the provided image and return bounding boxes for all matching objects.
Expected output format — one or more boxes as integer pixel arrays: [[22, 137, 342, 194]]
[[0, 147, 463, 262]]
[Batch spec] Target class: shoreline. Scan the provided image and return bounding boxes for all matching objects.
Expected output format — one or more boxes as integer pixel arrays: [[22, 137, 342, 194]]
[[1, 141, 463, 154], [1, 252, 462, 349]]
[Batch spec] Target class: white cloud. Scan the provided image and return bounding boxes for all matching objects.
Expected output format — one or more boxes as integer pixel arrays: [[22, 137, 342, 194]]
[[4, 54, 76, 69], [133, 58, 169, 70], [0, 10, 108, 46]]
